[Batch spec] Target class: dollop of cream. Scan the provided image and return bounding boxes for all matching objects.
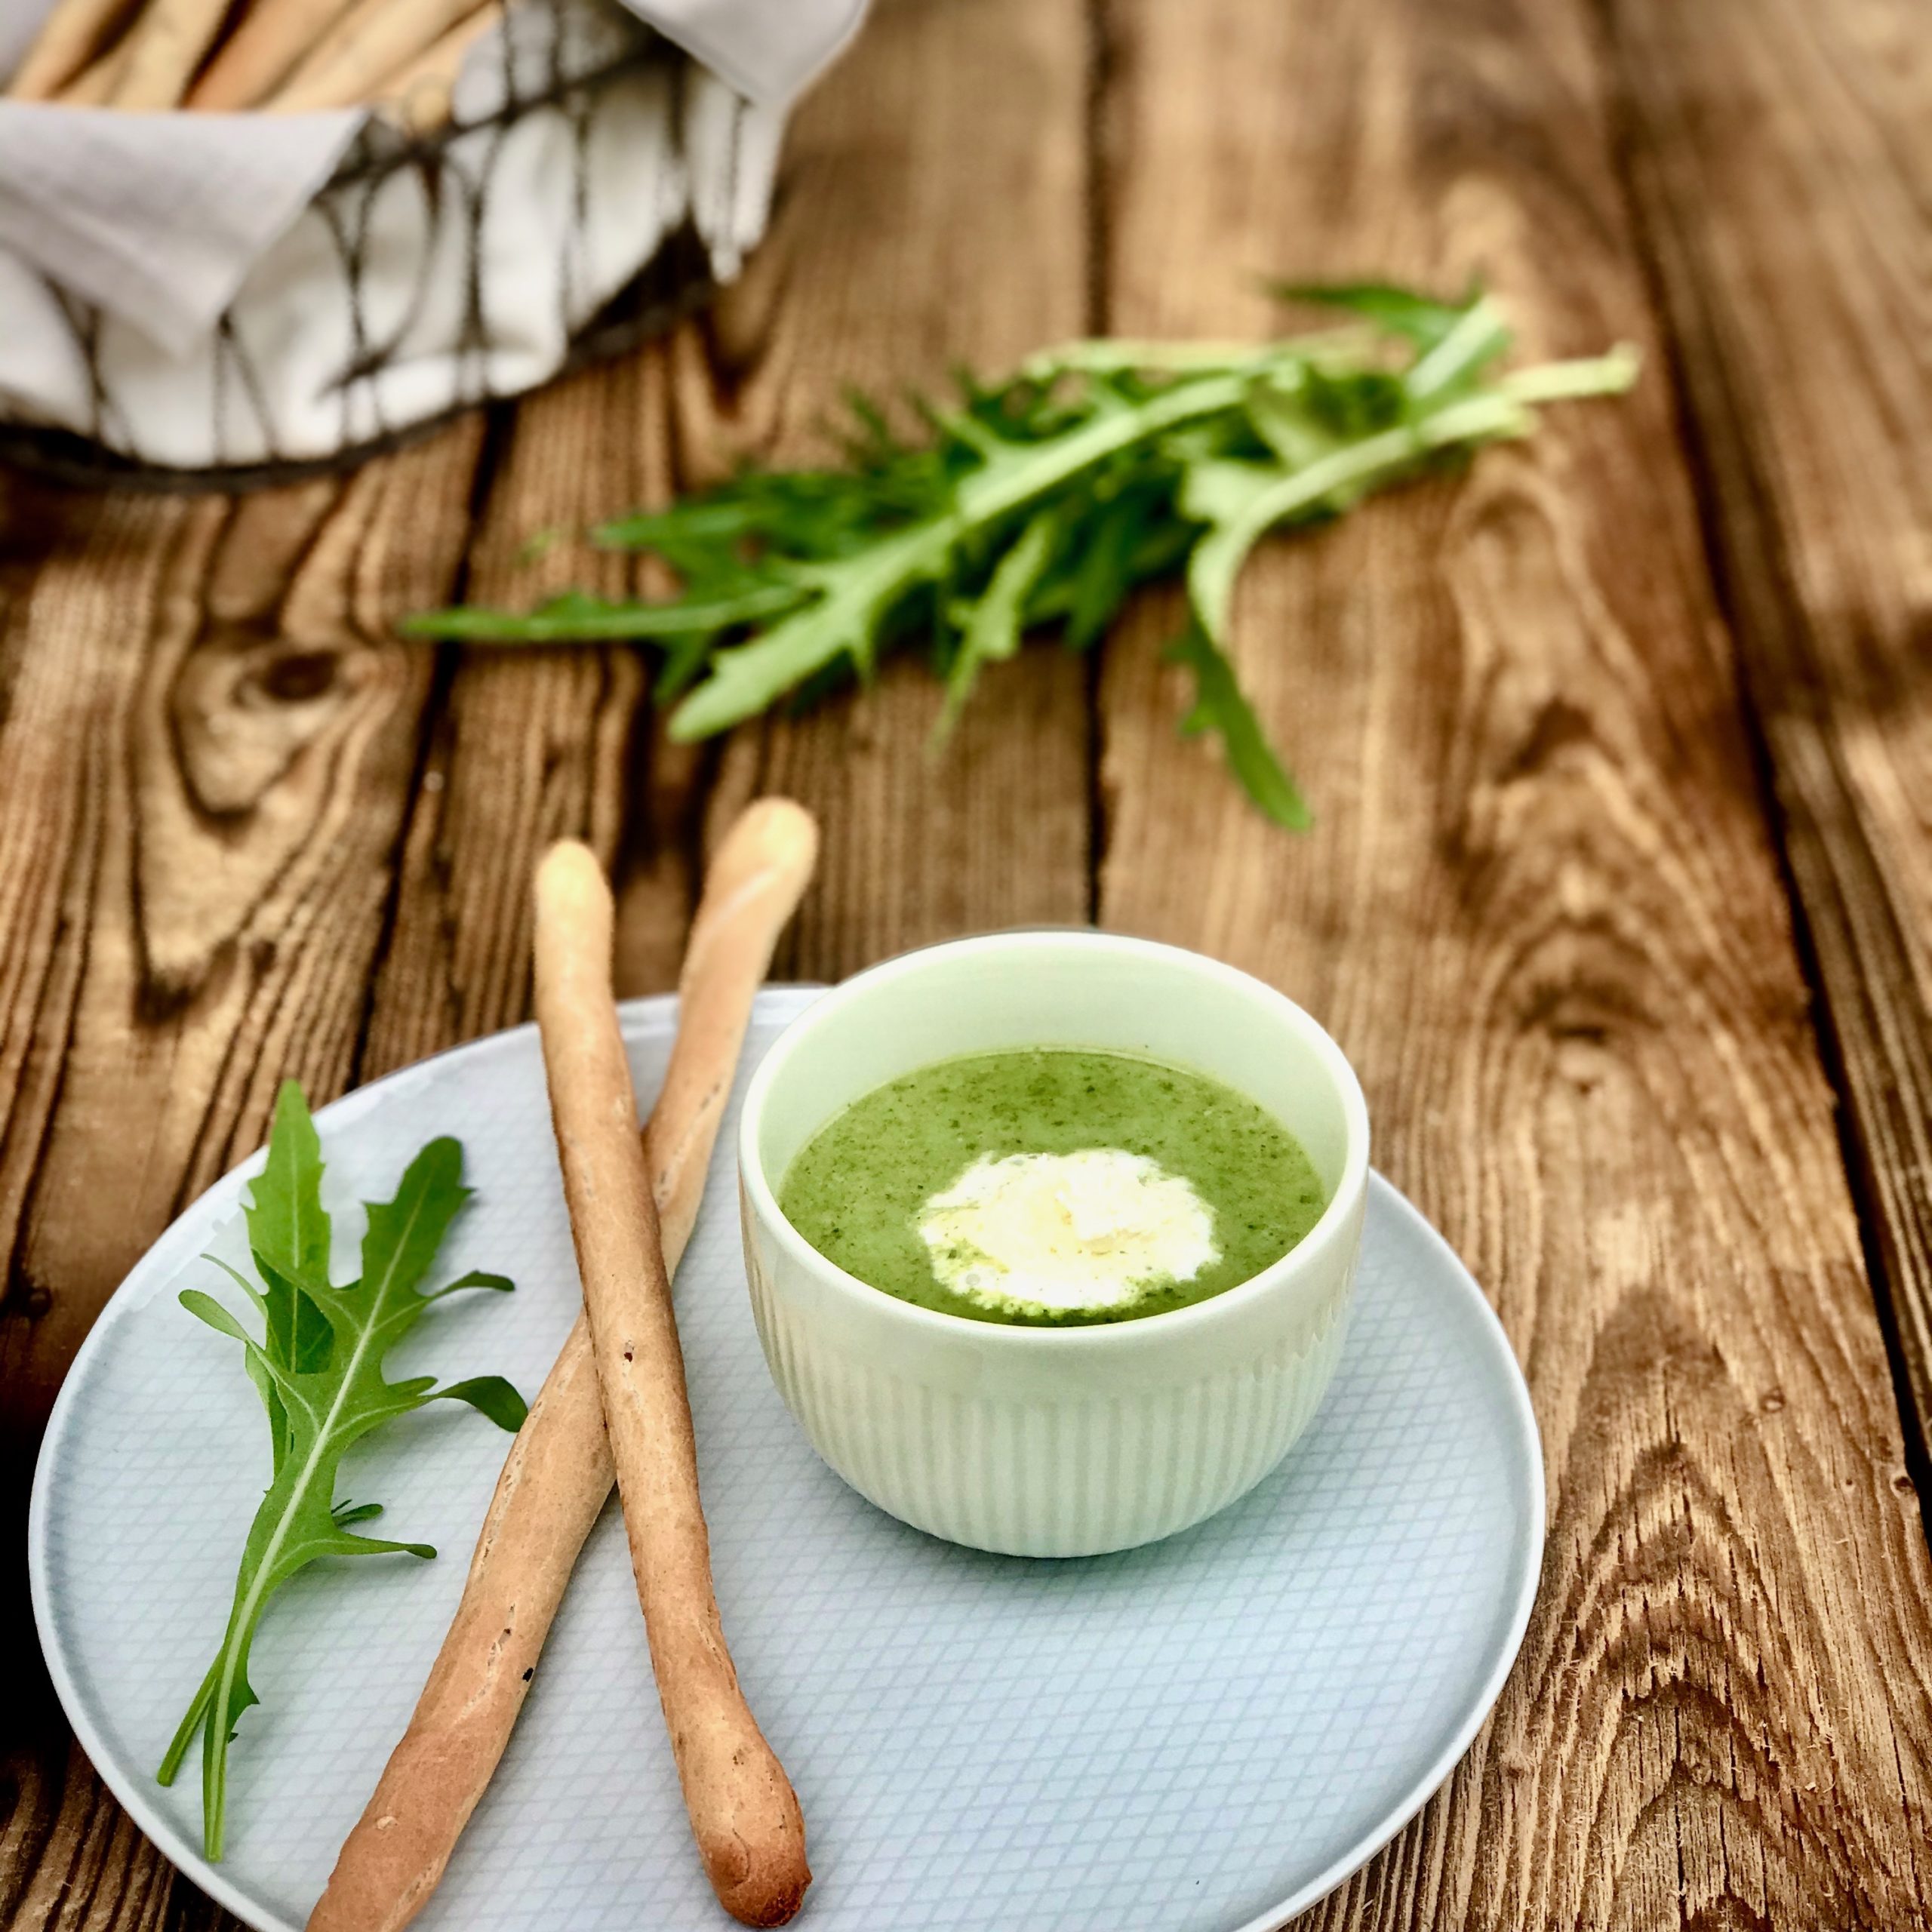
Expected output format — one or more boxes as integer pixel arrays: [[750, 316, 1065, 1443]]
[[918, 1148, 1219, 1315]]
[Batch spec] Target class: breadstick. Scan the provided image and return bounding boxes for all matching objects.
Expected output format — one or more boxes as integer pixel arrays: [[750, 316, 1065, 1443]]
[[263, 0, 477, 113], [54, 34, 128, 102], [533, 840, 811, 1927], [106, 0, 235, 109], [307, 800, 819, 1932], [370, 2, 497, 135], [185, 0, 358, 109], [5, 0, 133, 99]]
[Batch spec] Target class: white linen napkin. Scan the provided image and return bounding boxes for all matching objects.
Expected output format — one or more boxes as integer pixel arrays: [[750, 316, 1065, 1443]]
[[617, 0, 863, 103], [0, 0, 864, 468], [0, 100, 363, 355]]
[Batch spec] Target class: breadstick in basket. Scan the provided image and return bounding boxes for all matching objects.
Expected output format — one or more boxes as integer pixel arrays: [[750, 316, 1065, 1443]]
[[533, 841, 811, 1927], [106, 0, 236, 109], [265, 0, 480, 113], [186, 0, 359, 109], [54, 39, 127, 102], [306, 799, 818, 1932], [5, 0, 131, 100], [369, 2, 499, 134]]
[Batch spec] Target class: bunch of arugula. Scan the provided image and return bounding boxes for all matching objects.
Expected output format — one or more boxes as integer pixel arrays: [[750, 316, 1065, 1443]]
[[158, 1081, 527, 1861], [407, 284, 1636, 826]]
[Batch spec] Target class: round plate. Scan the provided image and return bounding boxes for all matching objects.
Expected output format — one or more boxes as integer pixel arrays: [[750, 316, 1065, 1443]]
[[31, 989, 1543, 1932]]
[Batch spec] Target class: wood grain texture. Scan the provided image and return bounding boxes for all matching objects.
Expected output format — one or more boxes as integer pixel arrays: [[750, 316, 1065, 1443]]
[[668, 0, 1095, 981], [273, 9, 1098, 1924], [368, 0, 1099, 1051], [1093, 0, 1932, 1924], [7, 0, 1932, 1927], [0, 429, 482, 1434], [0, 423, 485, 1932], [358, 369, 657, 1078], [1596, 0, 1932, 1485]]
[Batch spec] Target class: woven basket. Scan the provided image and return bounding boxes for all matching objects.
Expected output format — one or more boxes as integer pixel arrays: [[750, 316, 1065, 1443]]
[[0, 0, 777, 489]]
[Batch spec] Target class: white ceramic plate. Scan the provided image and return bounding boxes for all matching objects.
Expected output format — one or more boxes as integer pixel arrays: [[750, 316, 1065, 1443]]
[[31, 988, 1543, 1932]]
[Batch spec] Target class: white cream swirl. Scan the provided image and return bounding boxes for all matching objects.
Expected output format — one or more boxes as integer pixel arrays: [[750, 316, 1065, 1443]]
[[918, 1148, 1218, 1315]]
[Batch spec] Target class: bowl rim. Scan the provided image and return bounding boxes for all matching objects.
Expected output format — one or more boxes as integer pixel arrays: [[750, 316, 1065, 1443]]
[[737, 928, 1371, 1346]]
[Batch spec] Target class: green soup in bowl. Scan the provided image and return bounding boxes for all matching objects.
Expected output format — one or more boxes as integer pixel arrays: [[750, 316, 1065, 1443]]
[[779, 1048, 1327, 1325], [737, 930, 1371, 1557]]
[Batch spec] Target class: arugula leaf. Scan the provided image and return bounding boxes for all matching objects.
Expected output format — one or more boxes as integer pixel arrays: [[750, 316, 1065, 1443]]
[[938, 507, 1057, 737], [246, 1081, 329, 1288], [403, 285, 1638, 826], [157, 1084, 525, 1862], [242, 1082, 332, 1469], [666, 368, 1252, 741], [1168, 626, 1311, 830], [1401, 295, 1512, 401], [402, 583, 803, 643], [1060, 473, 1176, 650], [1180, 388, 1534, 647], [1269, 280, 1473, 349], [666, 533, 930, 738], [432, 1374, 531, 1430]]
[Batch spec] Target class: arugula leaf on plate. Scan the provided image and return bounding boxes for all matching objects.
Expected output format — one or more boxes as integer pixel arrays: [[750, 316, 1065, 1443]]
[[157, 1080, 525, 1862]]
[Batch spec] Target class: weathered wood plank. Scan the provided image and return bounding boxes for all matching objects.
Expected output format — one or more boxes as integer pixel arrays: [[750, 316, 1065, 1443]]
[[1094, 0, 1932, 1924], [368, 0, 1098, 1068], [671, 0, 1095, 980], [309, 7, 1096, 1930], [0, 425, 485, 1932], [1598, 0, 1932, 1487], [358, 376, 657, 1078], [0, 2, 1098, 1919], [0, 436, 482, 1431]]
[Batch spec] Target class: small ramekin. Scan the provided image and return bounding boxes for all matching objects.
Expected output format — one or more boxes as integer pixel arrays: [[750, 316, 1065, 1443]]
[[737, 931, 1370, 1558]]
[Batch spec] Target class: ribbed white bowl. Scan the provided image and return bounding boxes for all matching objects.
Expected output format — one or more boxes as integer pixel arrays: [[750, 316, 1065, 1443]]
[[737, 932, 1371, 1558]]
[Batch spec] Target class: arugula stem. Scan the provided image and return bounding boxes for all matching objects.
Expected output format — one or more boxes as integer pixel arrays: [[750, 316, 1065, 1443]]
[[1189, 392, 1526, 638], [404, 582, 803, 643], [669, 371, 1254, 740], [197, 1183, 442, 1860], [960, 371, 1251, 522], [401, 288, 1640, 828], [1017, 330, 1375, 382], [157, 1657, 220, 1786], [1404, 296, 1510, 400], [1500, 345, 1641, 403]]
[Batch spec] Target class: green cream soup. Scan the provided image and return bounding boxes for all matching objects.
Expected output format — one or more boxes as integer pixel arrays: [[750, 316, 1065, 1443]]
[[777, 1048, 1326, 1326]]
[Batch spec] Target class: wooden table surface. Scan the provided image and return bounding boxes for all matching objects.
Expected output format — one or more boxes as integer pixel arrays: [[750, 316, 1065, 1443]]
[[5, 0, 1932, 1925]]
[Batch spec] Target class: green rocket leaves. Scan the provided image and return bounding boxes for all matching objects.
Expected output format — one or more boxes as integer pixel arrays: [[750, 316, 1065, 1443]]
[[157, 1081, 525, 1861], [405, 285, 1636, 827]]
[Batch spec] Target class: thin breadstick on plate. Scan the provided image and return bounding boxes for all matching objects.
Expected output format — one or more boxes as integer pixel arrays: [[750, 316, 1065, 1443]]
[[531, 840, 811, 1927], [307, 800, 820, 1932], [6, 0, 131, 100]]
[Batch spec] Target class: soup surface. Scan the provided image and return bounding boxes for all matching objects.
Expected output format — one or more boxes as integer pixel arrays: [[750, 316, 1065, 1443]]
[[777, 1047, 1327, 1325]]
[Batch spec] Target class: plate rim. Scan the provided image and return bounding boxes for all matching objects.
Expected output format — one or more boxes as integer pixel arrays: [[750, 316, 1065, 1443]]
[[1235, 1172, 1544, 1930], [29, 988, 1544, 1932]]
